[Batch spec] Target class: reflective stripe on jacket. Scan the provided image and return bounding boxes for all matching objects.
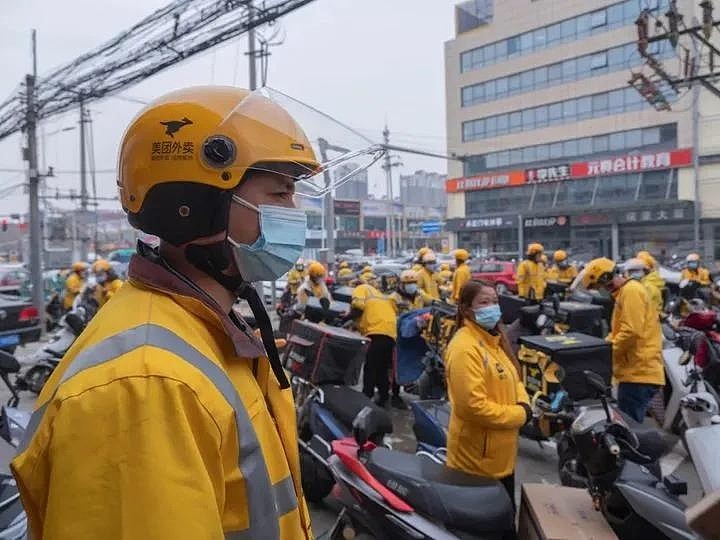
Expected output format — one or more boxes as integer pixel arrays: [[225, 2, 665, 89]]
[[12, 258, 312, 540]]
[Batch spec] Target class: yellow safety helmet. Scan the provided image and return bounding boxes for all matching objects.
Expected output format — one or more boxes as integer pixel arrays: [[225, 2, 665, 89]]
[[421, 251, 437, 264], [636, 251, 657, 270], [454, 248, 470, 262], [527, 243, 544, 256], [118, 86, 320, 245], [400, 269, 418, 283], [686, 253, 701, 262], [92, 259, 111, 273], [362, 265, 373, 274], [359, 272, 377, 284], [553, 250, 568, 263], [580, 257, 616, 289], [339, 261, 349, 269], [308, 261, 326, 278], [440, 263, 450, 272], [72, 261, 89, 272], [416, 246, 431, 262]]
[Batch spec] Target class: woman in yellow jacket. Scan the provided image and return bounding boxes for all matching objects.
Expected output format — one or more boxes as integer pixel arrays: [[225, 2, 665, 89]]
[[445, 280, 532, 507]]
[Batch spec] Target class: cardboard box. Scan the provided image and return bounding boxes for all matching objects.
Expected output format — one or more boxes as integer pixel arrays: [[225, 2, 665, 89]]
[[518, 483, 617, 540]]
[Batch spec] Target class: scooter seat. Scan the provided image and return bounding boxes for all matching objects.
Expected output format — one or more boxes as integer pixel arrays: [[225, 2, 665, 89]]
[[320, 384, 392, 435], [0, 351, 20, 374], [366, 447, 514, 536]]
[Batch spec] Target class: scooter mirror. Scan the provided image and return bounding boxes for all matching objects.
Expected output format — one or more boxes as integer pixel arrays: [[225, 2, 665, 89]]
[[65, 313, 86, 337], [583, 370, 609, 397]]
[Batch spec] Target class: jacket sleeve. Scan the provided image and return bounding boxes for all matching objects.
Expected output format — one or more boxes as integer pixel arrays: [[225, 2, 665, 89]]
[[351, 286, 367, 310], [38, 377, 227, 540], [446, 344, 527, 430], [701, 268, 711, 286], [610, 286, 645, 356]]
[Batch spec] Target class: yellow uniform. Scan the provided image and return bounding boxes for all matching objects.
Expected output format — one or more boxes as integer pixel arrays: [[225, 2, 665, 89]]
[[445, 322, 529, 479], [12, 255, 312, 540], [63, 272, 85, 310], [609, 280, 665, 386], [94, 278, 124, 307], [681, 267, 711, 286], [416, 267, 440, 300], [545, 264, 578, 285], [296, 278, 332, 305], [287, 268, 304, 284], [641, 270, 665, 314], [389, 290, 431, 313], [516, 259, 546, 299], [352, 284, 397, 339], [337, 267, 353, 282], [451, 262, 472, 302]]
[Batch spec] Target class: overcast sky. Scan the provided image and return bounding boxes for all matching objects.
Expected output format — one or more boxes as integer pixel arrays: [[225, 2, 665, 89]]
[[0, 0, 457, 215]]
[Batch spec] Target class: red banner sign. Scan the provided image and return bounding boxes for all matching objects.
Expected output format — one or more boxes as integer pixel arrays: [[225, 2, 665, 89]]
[[446, 148, 693, 193]]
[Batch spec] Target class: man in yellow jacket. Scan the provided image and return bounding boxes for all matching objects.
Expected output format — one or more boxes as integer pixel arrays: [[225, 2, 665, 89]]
[[451, 248, 472, 303], [634, 252, 665, 314], [91, 259, 124, 307], [352, 277, 398, 407], [416, 250, 440, 300], [63, 261, 88, 310], [581, 258, 665, 422], [517, 243, 546, 300], [287, 258, 305, 284], [545, 250, 578, 285], [412, 246, 431, 273], [389, 270, 432, 312], [682, 253, 711, 286], [12, 87, 319, 539], [296, 261, 332, 307], [336, 261, 353, 285]]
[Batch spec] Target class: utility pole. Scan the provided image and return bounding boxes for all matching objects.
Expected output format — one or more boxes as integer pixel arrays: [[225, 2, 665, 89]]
[[382, 125, 394, 257], [317, 138, 338, 264], [78, 98, 89, 260], [248, 1, 257, 91], [26, 29, 44, 323]]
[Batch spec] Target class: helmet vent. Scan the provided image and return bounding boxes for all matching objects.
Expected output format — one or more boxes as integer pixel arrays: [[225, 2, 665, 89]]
[[202, 136, 236, 168], [178, 205, 190, 217]]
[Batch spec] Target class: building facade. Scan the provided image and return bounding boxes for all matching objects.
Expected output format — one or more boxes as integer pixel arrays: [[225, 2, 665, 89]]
[[445, 0, 720, 263]]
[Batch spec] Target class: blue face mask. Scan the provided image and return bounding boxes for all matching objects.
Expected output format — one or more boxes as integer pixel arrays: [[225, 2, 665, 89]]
[[228, 196, 307, 282], [688, 261, 699, 270], [404, 283, 418, 295], [473, 304, 501, 330]]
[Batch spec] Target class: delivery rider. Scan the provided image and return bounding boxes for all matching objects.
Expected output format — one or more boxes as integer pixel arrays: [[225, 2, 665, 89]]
[[12, 86, 320, 539], [390, 269, 432, 312], [63, 261, 88, 310], [451, 248, 472, 303], [416, 251, 440, 300], [412, 246, 431, 273], [517, 243, 546, 300], [579, 258, 665, 423], [336, 261, 353, 285], [546, 250, 577, 285], [91, 258, 124, 307], [296, 261, 333, 307], [445, 279, 531, 507], [682, 253, 711, 286]]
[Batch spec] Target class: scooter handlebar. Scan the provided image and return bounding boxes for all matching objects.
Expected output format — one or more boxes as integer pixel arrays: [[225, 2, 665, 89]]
[[601, 432, 620, 456]]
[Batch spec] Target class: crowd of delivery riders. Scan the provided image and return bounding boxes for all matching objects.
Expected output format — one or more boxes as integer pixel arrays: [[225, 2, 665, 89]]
[[12, 84, 717, 540], [273, 241, 719, 497]]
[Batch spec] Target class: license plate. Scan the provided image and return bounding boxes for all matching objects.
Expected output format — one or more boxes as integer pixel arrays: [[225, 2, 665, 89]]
[[0, 334, 20, 348]]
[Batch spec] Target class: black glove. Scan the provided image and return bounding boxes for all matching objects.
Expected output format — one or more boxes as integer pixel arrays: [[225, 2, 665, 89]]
[[518, 402, 533, 425]]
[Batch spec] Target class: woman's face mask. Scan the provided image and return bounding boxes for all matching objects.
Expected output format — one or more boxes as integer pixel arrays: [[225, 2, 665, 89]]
[[472, 304, 501, 330]]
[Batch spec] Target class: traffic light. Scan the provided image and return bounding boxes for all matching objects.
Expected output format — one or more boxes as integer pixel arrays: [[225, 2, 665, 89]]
[[701, 0, 714, 39]]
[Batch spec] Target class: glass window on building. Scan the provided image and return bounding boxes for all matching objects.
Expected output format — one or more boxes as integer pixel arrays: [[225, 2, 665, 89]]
[[561, 18, 577, 42], [536, 105, 549, 128], [532, 183, 558, 209], [639, 170, 671, 199], [595, 174, 640, 203], [556, 178, 596, 207], [590, 9, 607, 29], [609, 132, 625, 151], [590, 51, 608, 71]]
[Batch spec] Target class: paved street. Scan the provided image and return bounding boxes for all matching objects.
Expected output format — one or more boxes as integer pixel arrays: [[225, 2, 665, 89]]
[[3, 340, 704, 540]]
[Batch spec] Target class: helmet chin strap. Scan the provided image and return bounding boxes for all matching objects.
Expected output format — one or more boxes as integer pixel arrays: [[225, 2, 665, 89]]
[[184, 240, 290, 389]]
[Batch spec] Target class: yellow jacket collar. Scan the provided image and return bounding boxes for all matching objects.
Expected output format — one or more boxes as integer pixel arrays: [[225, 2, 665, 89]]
[[128, 251, 267, 359], [463, 320, 501, 350]]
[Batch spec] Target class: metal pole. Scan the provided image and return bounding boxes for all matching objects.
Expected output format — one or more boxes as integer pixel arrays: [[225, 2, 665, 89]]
[[692, 83, 701, 253], [517, 214, 524, 262], [79, 98, 88, 261], [248, 1, 257, 91], [383, 125, 395, 257], [318, 139, 335, 263], [26, 72, 44, 323]]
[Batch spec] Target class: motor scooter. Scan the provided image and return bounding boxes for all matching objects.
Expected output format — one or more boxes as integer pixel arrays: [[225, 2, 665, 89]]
[[323, 406, 516, 540], [567, 371, 694, 540]]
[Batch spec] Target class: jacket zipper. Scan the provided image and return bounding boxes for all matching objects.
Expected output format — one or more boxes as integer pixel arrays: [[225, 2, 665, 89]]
[[482, 431, 489, 458]]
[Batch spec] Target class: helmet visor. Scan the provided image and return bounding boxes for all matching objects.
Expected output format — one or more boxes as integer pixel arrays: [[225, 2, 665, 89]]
[[215, 87, 385, 198]]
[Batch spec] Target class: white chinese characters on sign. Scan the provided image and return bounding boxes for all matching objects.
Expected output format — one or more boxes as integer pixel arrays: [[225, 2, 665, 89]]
[[587, 151, 672, 176], [526, 164, 570, 183], [624, 207, 685, 222], [465, 217, 504, 229], [458, 175, 510, 190]]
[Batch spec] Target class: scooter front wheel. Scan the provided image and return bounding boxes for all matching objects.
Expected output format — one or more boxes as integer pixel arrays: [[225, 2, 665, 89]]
[[22, 365, 54, 395]]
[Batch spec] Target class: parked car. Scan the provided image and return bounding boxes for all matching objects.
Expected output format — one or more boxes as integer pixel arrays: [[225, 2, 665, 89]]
[[470, 260, 517, 294], [0, 265, 30, 297], [0, 294, 42, 353]]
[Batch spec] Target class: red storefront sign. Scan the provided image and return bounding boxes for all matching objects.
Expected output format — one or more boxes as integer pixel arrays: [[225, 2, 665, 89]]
[[571, 148, 692, 178], [446, 148, 693, 193]]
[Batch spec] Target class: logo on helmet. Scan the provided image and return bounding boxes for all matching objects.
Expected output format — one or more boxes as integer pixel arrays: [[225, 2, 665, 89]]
[[159, 117, 193, 138]]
